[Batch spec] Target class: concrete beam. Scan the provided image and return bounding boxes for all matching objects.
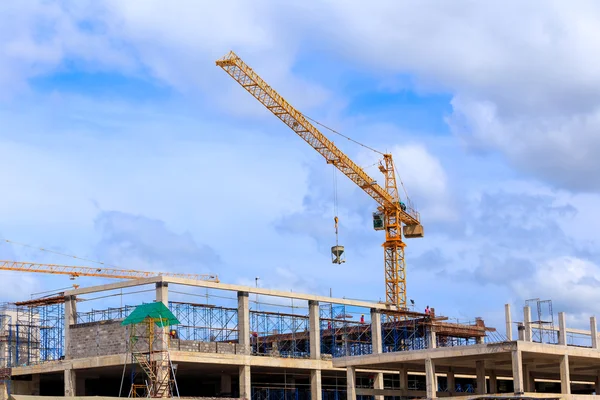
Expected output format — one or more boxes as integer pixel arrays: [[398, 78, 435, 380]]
[[505, 304, 512, 341], [65, 276, 397, 311], [309, 300, 320, 359], [371, 309, 382, 354]]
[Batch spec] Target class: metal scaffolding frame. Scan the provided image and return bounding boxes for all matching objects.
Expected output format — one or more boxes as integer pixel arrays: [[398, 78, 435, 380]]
[[526, 298, 556, 344], [77, 305, 137, 324], [320, 304, 372, 357], [250, 309, 309, 358], [169, 301, 238, 343]]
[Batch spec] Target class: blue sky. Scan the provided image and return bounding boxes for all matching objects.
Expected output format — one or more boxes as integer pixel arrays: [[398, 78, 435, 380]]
[[2, 1, 600, 331]]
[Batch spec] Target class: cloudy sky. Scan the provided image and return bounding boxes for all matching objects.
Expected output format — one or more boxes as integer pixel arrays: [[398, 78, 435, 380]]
[[2, 0, 600, 331]]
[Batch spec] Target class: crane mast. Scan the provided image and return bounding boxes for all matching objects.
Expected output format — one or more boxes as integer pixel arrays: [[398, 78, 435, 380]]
[[0, 260, 219, 282], [216, 51, 423, 312]]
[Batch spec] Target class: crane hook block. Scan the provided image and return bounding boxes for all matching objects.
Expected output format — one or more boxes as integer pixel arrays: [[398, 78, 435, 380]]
[[331, 245, 345, 264]]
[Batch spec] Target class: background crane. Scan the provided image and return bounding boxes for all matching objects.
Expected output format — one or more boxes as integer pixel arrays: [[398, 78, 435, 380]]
[[216, 51, 424, 313], [0, 260, 219, 282]]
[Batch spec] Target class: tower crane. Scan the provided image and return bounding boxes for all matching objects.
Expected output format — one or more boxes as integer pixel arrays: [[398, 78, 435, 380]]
[[216, 51, 424, 312], [0, 260, 219, 282]]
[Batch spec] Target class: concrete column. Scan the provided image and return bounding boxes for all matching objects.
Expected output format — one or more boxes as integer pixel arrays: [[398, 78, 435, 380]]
[[0, 382, 7, 400], [476, 361, 486, 394], [31, 374, 40, 396], [505, 304, 513, 340], [558, 312, 567, 346], [239, 365, 251, 400], [523, 306, 532, 342], [425, 358, 436, 399], [220, 374, 232, 395], [371, 308, 382, 354], [155, 281, 168, 306], [591, 316, 598, 349], [517, 323, 525, 341], [346, 367, 356, 400], [64, 295, 77, 358], [309, 300, 320, 359], [476, 336, 485, 344], [310, 369, 322, 400], [238, 292, 250, 350], [428, 329, 437, 349], [64, 369, 76, 397], [523, 364, 532, 392], [560, 355, 571, 395], [489, 371, 498, 394], [511, 350, 524, 394], [446, 369, 455, 394], [595, 371, 600, 394], [399, 366, 408, 396], [373, 372, 384, 400]]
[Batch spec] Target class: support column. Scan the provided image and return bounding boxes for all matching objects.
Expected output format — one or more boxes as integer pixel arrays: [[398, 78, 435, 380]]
[[399, 366, 408, 396], [31, 374, 40, 396], [595, 371, 600, 395], [511, 350, 524, 395], [155, 281, 168, 306], [428, 329, 437, 349], [309, 301, 320, 359], [476, 361, 486, 394], [239, 365, 251, 400], [238, 292, 250, 353], [558, 312, 567, 345], [560, 355, 571, 395], [446, 369, 455, 394], [311, 370, 322, 400], [0, 382, 7, 400], [373, 372, 384, 400], [220, 374, 232, 395], [64, 295, 77, 359], [346, 367, 356, 400], [523, 364, 532, 392], [505, 304, 513, 340], [523, 306, 532, 342], [489, 371, 498, 394], [425, 358, 436, 399], [64, 369, 76, 397], [371, 309, 382, 354], [591, 316, 598, 349]]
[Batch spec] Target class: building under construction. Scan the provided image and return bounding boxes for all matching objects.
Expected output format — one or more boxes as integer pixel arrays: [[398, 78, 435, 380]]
[[1, 275, 598, 400]]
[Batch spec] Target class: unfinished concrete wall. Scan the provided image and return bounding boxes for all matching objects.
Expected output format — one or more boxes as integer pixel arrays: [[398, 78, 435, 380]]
[[68, 320, 128, 358], [169, 340, 249, 355]]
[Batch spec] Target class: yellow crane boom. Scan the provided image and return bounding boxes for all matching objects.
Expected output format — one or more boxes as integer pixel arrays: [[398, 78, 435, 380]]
[[216, 51, 423, 312], [0, 260, 219, 282]]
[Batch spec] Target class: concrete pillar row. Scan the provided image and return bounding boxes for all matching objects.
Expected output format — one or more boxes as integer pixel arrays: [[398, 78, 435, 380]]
[[505, 304, 513, 341], [64, 295, 77, 359], [425, 358, 436, 399], [590, 316, 598, 349], [523, 306, 532, 342], [475, 360, 486, 394], [237, 292, 250, 350], [370, 308, 382, 354], [239, 365, 251, 400], [309, 300, 320, 359], [155, 281, 168, 306], [64, 369, 76, 397], [558, 312, 567, 346], [310, 369, 322, 400], [346, 367, 356, 400], [560, 354, 571, 395], [511, 349, 524, 395]]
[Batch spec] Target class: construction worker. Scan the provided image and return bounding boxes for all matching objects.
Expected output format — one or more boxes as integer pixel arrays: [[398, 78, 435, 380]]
[[360, 314, 365, 324], [425, 305, 430, 315]]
